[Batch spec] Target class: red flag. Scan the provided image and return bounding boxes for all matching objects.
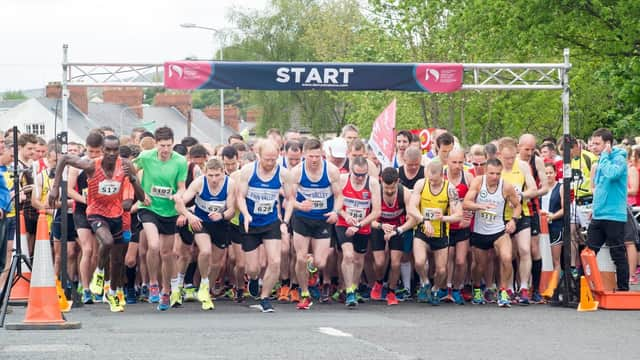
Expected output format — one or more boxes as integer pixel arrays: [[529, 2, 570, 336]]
[[369, 99, 396, 167]]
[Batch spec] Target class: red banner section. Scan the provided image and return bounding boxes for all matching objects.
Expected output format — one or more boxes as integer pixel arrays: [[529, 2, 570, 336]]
[[369, 99, 397, 167]]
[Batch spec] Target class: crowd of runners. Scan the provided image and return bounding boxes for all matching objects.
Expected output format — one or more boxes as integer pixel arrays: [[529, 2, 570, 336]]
[[0, 123, 639, 313]]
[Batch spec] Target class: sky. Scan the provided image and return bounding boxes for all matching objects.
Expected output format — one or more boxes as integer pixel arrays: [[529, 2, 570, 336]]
[[0, 0, 269, 92]]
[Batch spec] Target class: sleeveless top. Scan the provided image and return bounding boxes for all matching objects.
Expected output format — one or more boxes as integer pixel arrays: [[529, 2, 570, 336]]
[[419, 180, 450, 238], [241, 162, 282, 227], [399, 165, 425, 190], [295, 160, 334, 220], [336, 175, 372, 235], [473, 176, 506, 235], [379, 184, 405, 226], [501, 161, 530, 219], [86, 158, 128, 218], [445, 169, 469, 230], [194, 175, 229, 223]]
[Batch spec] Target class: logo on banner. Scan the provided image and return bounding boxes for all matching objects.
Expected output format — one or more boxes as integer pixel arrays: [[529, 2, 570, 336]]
[[163, 61, 212, 90], [414, 64, 463, 93]]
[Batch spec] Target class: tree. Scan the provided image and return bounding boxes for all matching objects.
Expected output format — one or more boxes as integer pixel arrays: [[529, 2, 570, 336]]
[[2, 90, 27, 100]]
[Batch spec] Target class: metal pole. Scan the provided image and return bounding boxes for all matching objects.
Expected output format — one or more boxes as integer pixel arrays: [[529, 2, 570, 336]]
[[219, 34, 225, 146], [60, 44, 70, 299], [560, 48, 573, 307]]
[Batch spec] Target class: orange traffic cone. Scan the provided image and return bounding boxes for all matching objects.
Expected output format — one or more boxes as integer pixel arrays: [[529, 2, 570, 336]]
[[56, 278, 72, 313], [9, 214, 31, 302], [541, 270, 559, 298], [577, 276, 598, 312], [6, 210, 81, 330]]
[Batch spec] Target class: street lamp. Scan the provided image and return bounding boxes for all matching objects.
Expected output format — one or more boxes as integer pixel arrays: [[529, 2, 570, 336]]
[[180, 23, 229, 146]]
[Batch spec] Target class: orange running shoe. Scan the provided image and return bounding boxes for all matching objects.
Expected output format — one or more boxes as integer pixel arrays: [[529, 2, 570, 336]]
[[289, 288, 300, 303], [277, 285, 291, 302]]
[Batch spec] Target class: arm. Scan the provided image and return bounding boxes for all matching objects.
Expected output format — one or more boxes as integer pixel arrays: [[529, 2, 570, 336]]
[[122, 159, 145, 202], [281, 168, 295, 225], [324, 164, 343, 224], [463, 177, 484, 211], [236, 166, 252, 232], [176, 177, 200, 217], [223, 178, 237, 221], [520, 161, 539, 200], [407, 179, 426, 223], [628, 164, 639, 196], [504, 181, 522, 219], [48, 155, 95, 208], [444, 183, 463, 223], [398, 186, 417, 232], [534, 157, 549, 197]]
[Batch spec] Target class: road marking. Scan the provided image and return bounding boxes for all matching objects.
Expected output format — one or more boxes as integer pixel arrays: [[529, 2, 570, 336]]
[[1, 344, 92, 353], [317, 327, 353, 337]]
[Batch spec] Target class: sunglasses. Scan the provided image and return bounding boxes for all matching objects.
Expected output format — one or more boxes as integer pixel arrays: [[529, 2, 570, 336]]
[[352, 171, 368, 178], [472, 162, 486, 167]]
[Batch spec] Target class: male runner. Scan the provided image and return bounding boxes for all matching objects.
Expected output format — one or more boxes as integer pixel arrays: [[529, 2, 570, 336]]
[[290, 139, 342, 310], [463, 158, 522, 308]]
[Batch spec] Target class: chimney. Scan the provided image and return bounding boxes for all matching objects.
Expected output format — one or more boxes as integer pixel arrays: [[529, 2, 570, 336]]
[[103, 87, 144, 118], [44, 82, 88, 114], [45, 82, 62, 99], [203, 105, 241, 132], [154, 93, 192, 119]]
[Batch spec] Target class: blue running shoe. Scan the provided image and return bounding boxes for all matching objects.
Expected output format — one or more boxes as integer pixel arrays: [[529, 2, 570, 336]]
[[345, 292, 357, 308], [82, 289, 94, 304], [417, 284, 429, 303], [251, 298, 275, 313], [436, 289, 448, 303], [139, 284, 149, 302], [149, 284, 160, 304], [431, 290, 444, 306], [125, 287, 137, 305], [248, 279, 260, 298], [531, 291, 544, 304], [309, 285, 321, 300], [452, 289, 464, 305], [157, 293, 170, 311], [395, 288, 409, 302]]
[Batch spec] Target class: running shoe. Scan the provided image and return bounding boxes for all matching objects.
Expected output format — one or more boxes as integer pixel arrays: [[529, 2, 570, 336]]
[[471, 288, 486, 305], [296, 296, 313, 310], [531, 291, 544, 304], [157, 293, 170, 311], [462, 284, 473, 302], [103, 281, 110, 302], [82, 289, 94, 304], [370, 282, 384, 301], [438, 288, 450, 303], [107, 293, 124, 313], [309, 285, 321, 300], [308, 272, 320, 287], [320, 284, 332, 303], [125, 287, 137, 305], [483, 288, 497, 303], [170, 289, 183, 308], [518, 288, 530, 305], [234, 288, 245, 303], [506, 289, 518, 304], [395, 288, 410, 302], [432, 289, 447, 306], [251, 298, 275, 313], [183, 285, 198, 302], [357, 284, 371, 301], [117, 288, 125, 306], [331, 289, 344, 303], [289, 288, 301, 303], [277, 285, 290, 302], [451, 289, 464, 305], [345, 291, 358, 308], [198, 283, 215, 310], [386, 290, 399, 306], [248, 279, 260, 298], [630, 275, 639, 286], [139, 284, 150, 302], [149, 284, 160, 304], [89, 270, 104, 296], [636, 266, 640, 276], [224, 287, 236, 300], [417, 284, 430, 303], [498, 289, 511, 308]]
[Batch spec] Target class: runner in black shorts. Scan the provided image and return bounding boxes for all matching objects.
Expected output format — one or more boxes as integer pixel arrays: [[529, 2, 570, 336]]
[[178, 158, 237, 310], [370, 167, 416, 305]]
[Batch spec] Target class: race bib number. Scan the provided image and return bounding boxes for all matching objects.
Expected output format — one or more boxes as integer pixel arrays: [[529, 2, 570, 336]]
[[150, 185, 173, 199], [98, 180, 121, 196], [346, 207, 366, 222], [196, 197, 225, 214], [310, 198, 327, 210], [479, 210, 497, 224], [254, 200, 275, 215], [423, 208, 441, 220]]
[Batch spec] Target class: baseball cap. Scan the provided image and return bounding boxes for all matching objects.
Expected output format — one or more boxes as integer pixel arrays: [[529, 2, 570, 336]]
[[329, 137, 347, 158]]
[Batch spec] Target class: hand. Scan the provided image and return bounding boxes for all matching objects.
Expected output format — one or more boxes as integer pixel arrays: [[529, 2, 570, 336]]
[[243, 215, 252, 233], [143, 194, 151, 206], [208, 212, 223, 222], [177, 215, 187, 227], [324, 211, 338, 224], [280, 222, 288, 234], [47, 191, 59, 209], [604, 142, 612, 154], [381, 223, 395, 234], [383, 231, 395, 241], [122, 159, 133, 178], [345, 215, 358, 227], [346, 226, 358, 237], [432, 209, 443, 221], [300, 200, 313, 212], [477, 202, 495, 211], [505, 219, 516, 234], [187, 214, 203, 232], [422, 221, 434, 237]]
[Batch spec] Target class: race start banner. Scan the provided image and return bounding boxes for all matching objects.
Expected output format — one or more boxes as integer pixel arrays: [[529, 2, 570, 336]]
[[164, 61, 463, 93], [369, 99, 397, 167]]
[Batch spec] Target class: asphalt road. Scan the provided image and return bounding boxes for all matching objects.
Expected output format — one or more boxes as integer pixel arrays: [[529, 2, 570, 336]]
[[1, 297, 637, 360]]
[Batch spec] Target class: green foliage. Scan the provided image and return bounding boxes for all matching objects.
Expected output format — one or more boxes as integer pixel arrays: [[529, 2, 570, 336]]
[[2, 90, 27, 100]]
